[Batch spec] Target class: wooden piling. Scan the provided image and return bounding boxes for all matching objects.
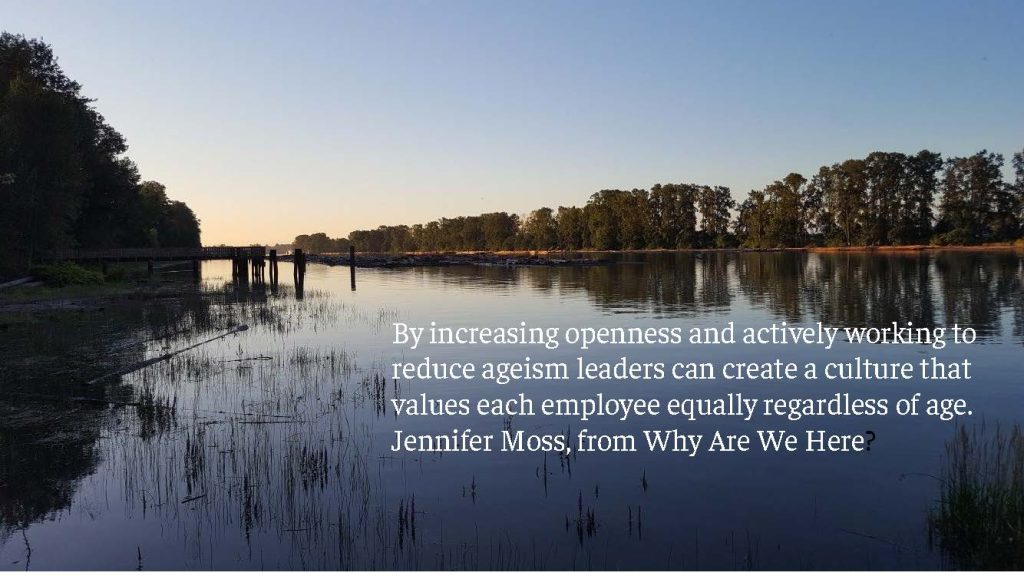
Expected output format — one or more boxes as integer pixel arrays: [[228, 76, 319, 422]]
[[232, 248, 248, 285], [293, 248, 305, 284], [292, 248, 305, 298], [349, 245, 356, 291], [269, 249, 279, 286], [239, 252, 249, 285], [251, 254, 264, 285], [147, 260, 154, 275]]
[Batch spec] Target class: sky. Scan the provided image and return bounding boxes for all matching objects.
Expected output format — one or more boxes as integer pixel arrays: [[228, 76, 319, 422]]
[[3, 0, 1022, 245]]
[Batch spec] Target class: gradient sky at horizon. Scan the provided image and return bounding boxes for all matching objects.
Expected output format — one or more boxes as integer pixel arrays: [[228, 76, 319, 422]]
[[3, 0, 1022, 245]]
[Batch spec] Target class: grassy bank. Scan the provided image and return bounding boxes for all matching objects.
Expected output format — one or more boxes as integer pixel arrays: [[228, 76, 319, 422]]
[[0, 262, 202, 325]]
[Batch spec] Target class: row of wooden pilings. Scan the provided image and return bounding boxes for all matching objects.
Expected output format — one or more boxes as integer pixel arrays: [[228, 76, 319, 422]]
[[229, 246, 357, 291], [230, 248, 273, 286]]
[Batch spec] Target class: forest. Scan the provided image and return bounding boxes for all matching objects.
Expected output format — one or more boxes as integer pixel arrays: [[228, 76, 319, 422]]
[[297, 149, 1024, 254], [0, 33, 201, 277]]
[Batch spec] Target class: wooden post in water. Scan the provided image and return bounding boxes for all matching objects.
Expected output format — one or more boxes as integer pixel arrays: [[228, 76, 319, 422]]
[[251, 252, 264, 285], [269, 249, 279, 287], [293, 248, 305, 284], [233, 248, 248, 286], [147, 259, 154, 276], [349, 245, 356, 291], [192, 259, 200, 281], [293, 248, 305, 298]]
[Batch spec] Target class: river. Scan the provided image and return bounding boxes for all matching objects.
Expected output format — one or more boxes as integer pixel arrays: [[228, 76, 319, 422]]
[[1, 251, 1022, 569]]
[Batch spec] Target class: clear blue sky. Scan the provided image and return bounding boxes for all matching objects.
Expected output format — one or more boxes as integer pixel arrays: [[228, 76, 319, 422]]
[[3, 0, 1022, 245]]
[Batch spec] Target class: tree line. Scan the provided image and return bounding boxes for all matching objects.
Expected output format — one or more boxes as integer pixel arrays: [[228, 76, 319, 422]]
[[0, 33, 201, 277], [296, 148, 1023, 254]]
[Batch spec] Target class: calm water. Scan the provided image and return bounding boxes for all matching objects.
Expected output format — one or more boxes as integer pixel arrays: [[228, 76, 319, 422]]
[[1, 252, 1022, 569]]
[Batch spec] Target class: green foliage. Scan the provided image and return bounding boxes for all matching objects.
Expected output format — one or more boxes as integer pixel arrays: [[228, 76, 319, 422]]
[[931, 229, 973, 246], [337, 183, 722, 253], [807, 152, 944, 246], [521, 207, 557, 249], [697, 185, 735, 246], [936, 151, 1014, 244], [0, 33, 200, 277], [30, 262, 104, 287], [1014, 150, 1024, 225], [293, 232, 351, 254], [647, 184, 697, 249], [930, 424, 1024, 569], [304, 145, 1020, 254], [137, 181, 201, 248], [555, 206, 587, 249]]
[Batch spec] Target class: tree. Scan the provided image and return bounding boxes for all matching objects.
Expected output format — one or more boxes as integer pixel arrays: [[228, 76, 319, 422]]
[[804, 169, 831, 242], [415, 221, 442, 251], [0, 34, 201, 276], [735, 190, 770, 247], [294, 232, 349, 253], [905, 150, 943, 242], [159, 201, 201, 248], [0, 71, 85, 273], [766, 173, 808, 247], [864, 152, 909, 244], [937, 151, 1007, 243], [522, 207, 557, 249], [825, 160, 868, 246], [478, 212, 518, 250], [296, 147, 1020, 254], [620, 189, 650, 249], [1013, 150, 1024, 228], [648, 183, 697, 248], [137, 181, 201, 247], [697, 185, 734, 246], [72, 119, 146, 249], [584, 191, 621, 250], [139, 181, 169, 246], [555, 206, 586, 249]]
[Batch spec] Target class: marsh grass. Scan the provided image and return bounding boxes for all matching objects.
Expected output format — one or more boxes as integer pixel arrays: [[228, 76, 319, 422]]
[[930, 423, 1024, 569], [4, 269, 773, 569]]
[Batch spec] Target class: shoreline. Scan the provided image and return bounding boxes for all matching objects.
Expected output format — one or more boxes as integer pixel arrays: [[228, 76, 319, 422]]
[[290, 242, 1024, 268]]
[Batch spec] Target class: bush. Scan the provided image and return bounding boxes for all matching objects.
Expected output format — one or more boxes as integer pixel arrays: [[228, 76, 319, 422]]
[[31, 262, 105, 287]]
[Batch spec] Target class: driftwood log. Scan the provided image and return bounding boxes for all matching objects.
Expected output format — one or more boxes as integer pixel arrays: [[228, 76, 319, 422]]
[[86, 324, 249, 385]]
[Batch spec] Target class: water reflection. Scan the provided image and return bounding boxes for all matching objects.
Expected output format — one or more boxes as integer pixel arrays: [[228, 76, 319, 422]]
[[1, 252, 1022, 569], [403, 252, 1023, 342]]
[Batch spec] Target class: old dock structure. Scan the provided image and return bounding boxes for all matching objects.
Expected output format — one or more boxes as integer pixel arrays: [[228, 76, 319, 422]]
[[42, 246, 297, 287]]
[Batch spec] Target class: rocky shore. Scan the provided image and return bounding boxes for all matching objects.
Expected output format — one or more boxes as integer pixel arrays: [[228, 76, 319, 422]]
[[286, 252, 611, 268]]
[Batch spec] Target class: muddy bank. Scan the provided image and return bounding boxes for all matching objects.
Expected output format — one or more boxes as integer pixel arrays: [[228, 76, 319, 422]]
[[0, 282, 202, 318]]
